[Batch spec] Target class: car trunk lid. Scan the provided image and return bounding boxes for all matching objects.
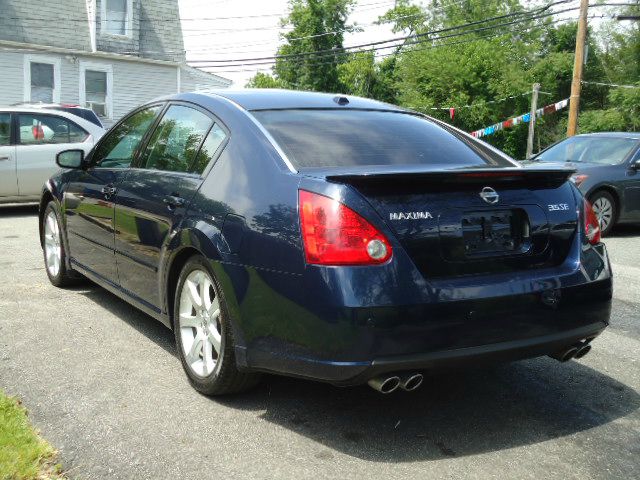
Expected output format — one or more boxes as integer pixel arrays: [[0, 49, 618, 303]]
[[318, 167, 578, 278]]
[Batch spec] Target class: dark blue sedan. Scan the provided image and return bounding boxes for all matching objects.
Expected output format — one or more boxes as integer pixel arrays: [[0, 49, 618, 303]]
[[39, 90, 612, 395], [529, 132, 640, 236]]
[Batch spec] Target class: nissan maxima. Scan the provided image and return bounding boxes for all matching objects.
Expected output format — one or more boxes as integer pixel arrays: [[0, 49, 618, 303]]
[[39, 90, 612, 395]]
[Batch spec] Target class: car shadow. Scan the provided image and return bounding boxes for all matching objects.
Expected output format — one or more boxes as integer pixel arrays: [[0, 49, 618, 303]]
[[75, 281, 640, 462], [609, 224, 640, 238], [0, 204, 39, 217], [71, 282, 177, 356], [216, 360, 639, 462]]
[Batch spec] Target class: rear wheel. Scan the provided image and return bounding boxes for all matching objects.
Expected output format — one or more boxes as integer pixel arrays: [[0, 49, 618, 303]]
[[42, 202, 78, 287], [589, 191, 616, 237], [173, 255, 260, 395]]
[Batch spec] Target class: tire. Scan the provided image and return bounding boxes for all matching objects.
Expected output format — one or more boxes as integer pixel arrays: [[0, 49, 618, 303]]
[[42, 202, 80, 288], [589, 191, 617, 237], [173, 255, 260, 395]]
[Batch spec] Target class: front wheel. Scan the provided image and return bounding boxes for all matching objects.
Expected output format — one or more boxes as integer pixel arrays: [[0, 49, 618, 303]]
[[173, 255, 260, 395], [589, 191, 616, 237], [42, 202, 78, 287]]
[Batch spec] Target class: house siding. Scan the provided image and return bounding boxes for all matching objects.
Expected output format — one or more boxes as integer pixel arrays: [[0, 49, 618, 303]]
[[0, 0, 91, 51], [0, 51, 25, 106], [0, 0, 230, 126]]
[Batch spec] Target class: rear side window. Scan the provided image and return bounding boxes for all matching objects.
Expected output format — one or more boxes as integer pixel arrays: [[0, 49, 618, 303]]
[[18, 114, 89, 145], [192, 123, 227, 174], [252, 109, 513, 169], [0, 114, 10, 146], [139, 104, 212, 173]]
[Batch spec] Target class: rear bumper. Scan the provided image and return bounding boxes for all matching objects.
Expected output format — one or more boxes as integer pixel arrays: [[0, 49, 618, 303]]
[[242, 322, 606, 386], [234, 243, 612, 385]]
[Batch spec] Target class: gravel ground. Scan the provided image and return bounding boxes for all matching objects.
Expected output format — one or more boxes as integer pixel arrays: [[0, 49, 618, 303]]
[[0, 204, 638, 480]]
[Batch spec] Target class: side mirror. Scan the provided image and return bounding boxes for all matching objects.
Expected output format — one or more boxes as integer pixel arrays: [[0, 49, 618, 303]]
[[633, 159, 640, 170], [56, 149, 85, 169]]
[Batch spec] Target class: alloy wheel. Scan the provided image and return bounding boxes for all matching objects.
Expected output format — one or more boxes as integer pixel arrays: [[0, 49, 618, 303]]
[[178, 269, 223, 377], [44, 211, 62, 277], [591, 196, 613, 232]]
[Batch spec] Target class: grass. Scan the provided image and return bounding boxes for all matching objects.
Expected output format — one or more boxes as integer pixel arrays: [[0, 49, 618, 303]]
[[0, 391, 65, 480]]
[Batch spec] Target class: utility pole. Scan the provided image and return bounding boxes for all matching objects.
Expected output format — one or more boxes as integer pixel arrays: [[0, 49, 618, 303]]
[[526, 83, 540, 159], [567, 0, 589, 137]]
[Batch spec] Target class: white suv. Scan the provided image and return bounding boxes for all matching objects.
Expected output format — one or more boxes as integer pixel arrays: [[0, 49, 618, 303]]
[[0, 106, 105, 203]]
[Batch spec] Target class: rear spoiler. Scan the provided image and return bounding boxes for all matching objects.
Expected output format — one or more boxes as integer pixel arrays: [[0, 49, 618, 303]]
[[323, 167, 576, 190]]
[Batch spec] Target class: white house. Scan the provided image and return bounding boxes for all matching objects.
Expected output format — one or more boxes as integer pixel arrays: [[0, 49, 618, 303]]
[[0, 0, 231, 127]]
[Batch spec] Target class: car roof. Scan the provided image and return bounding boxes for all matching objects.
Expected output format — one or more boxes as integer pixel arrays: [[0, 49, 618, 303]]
[[176, 89, 407, 112], [0, 106, 105, 135], [574, 132, 640, 139]]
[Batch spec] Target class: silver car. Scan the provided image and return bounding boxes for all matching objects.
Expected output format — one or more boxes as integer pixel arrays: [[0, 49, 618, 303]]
[[0, 106, 105, 203]]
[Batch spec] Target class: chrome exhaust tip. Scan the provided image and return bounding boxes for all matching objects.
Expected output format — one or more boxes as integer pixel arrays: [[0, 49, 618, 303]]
[[367, 375, 401, 394], [575, 344, 592, 359], [400, 373, 424, 392], [550, 346, 579, 362]]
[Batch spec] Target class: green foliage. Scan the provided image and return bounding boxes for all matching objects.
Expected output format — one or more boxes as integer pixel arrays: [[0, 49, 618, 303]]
[[245, 72, 285, 89], [274, 0, 356, 91], [247, 0, 640, 156], [0, 391, 63, 479]]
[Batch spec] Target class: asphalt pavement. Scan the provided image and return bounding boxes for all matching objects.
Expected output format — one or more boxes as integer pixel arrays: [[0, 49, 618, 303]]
[[0, 204, 638, 480]]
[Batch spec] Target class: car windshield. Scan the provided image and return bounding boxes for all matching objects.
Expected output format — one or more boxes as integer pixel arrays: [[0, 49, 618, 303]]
[[252, 109, 514, 169], [535, 136, 638, 165]]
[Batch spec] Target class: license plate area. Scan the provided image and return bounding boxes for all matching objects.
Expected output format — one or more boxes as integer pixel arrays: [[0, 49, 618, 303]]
[[462, 209, 530, 256]]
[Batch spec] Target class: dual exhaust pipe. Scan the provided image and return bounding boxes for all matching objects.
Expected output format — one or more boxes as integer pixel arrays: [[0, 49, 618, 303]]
[[550, 339, 593, 362], [367, 373, 423, 394]]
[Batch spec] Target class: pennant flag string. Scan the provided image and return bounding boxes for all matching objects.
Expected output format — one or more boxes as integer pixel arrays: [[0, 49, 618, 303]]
[[429, 90, 555, 115], [470, 98, 569, 139]]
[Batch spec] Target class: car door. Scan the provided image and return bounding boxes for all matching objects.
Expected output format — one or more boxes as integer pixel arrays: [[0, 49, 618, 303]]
[[623, 146, 640, 220], [113, 103, 226, 309], [0, 113, 18, 198], [64, 104, 163, 283], [15, 113, 92, 197]]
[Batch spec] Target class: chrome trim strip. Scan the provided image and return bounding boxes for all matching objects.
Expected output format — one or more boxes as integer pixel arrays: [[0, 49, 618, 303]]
[[206, 93, 298, 174]]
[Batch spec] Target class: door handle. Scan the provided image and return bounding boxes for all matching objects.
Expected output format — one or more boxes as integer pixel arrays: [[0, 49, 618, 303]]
[[0, 156, 9, 161], [163, 194, 185, 210], [101, 185, 117, 198]]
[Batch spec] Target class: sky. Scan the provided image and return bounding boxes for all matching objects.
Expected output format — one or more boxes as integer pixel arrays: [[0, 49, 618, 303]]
[[176, 0, 608, 88], [177, 0, 401, 87]]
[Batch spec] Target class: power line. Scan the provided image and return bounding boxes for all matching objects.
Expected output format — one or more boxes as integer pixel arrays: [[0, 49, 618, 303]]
[[190, 3, 584, 68], [201, 15, 582, 74]]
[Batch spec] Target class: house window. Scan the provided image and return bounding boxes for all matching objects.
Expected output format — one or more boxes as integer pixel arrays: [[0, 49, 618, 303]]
[[80, 62, 113, 120], [30, 63, 54, 102], [86, 71, 107, 117], [23, 55, 61, 104], [103, 0, 131, 36]]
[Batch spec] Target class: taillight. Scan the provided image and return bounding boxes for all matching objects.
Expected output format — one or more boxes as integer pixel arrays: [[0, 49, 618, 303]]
[[583, 199, 601, 244], [299, 190, 392, 265], [571, 174, 589, 187]]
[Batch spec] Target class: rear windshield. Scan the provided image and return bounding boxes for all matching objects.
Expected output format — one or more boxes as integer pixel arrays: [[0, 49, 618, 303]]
[[535, 136, 639, 165], [252, 109, 513, 169]]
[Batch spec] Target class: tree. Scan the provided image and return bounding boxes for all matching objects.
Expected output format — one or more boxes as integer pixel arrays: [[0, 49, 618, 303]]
[[245, 72, 285, 89], [247, 0, 356, 91]]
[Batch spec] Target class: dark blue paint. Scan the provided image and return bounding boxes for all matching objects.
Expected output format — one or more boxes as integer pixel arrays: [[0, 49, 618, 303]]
[[41, 90, 612, 385]]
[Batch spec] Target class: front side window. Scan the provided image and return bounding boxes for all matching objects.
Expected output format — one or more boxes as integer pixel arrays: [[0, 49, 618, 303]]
[[104, 0, 129, 35], [30, 63, 54, 103], [93, 105, 161, 169], [139, 105, 212, 173], [18, 114, 89, 145], [0, 114, 10, 146], [252, 109, 514, 169], [85, 70, 109, 118]]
